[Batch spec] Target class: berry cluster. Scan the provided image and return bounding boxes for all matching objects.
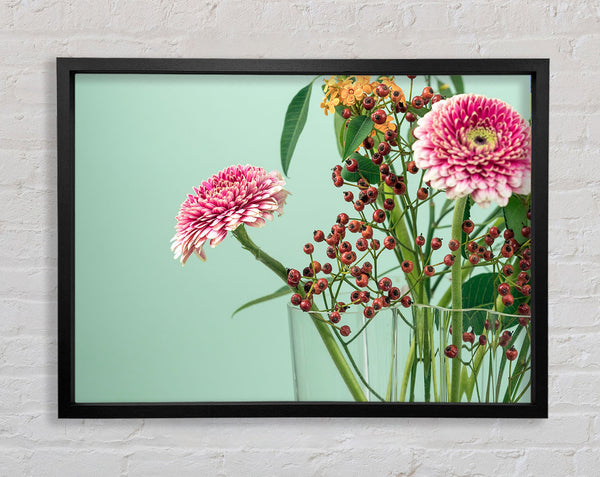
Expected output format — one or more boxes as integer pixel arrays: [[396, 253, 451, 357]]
[[444, 320, 519, 362]]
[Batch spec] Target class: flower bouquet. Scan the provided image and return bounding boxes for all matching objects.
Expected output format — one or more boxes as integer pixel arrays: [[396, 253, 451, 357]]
[[172, 74, 533, 403]]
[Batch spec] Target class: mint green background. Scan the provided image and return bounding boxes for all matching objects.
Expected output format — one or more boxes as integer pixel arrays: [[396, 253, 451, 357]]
[[75, 74, 530, 402]]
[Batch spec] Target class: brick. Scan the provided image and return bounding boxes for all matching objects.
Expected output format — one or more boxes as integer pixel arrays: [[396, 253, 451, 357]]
[[30, 449, 122, 477]]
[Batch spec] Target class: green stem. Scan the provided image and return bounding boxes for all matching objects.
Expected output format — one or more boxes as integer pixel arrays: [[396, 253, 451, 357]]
[[232, 225, 367, 402], [450, 196, 468, 402]]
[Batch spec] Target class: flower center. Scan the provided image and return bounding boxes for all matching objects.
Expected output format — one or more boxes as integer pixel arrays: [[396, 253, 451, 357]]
[[466, 128, 498, 150]]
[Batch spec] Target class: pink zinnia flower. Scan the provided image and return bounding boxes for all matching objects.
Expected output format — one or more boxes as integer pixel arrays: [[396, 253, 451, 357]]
[[171, 164, 289, 264], [412, 94, 531, 208]]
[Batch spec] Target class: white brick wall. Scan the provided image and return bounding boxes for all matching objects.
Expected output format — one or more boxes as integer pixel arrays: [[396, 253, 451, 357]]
[[0, 0, 598, 475]]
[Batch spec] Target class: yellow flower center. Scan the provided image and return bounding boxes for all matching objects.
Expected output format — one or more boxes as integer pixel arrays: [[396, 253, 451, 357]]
[[466, 128, 498, 150]]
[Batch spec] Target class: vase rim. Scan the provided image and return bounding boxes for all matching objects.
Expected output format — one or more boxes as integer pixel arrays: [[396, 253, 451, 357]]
[[287, 301, 526, 318]]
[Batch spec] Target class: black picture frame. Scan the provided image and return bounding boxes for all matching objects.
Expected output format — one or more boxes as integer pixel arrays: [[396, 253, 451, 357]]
[[57, 58, 549, 419]]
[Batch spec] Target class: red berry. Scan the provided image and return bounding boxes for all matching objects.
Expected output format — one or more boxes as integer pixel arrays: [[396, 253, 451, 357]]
[[378, 277, 392, 292], [389, 287, 401, 300], [498, 283, 511, 296], [362, 261, 373, 274], [502, 264, 514, 276], [518, 303, 531, 316], [400, 260, 414, 273], [519, 259, 531, 271], [405, 112, 416, 122], [521, 226, 531, 238], [333, 175, 344, 187], [502, 294, 514, 306], [504, 229, 514, 240], [501, 243, 514, 258], [358, 291, 370, 303], [364, 306, 375, 319], [400, 295, 412, 308], [288, 268, 301, 284], [506, 346, 518, 361], [299, 299, 312, 312], [462, 220, 474, 234], [463, 331, 475, 344], [325, 233, 340, 246], [384, 236, 396, 250], [372, 298, 384, 311], [448, 239, 460, 251], [343, 191, 354, 202], [378, 141, 391, 156], [416, 187, 429, 200], [330, 311, 341, 323], [348, 220, 361, 233], [443, 254, 455, 266], [371, 109, 387, 124], [376, 84, 389, 97], [393, 181, 407, 195], [290, 293, 302, 306], [373, 209, 386, 223], [390, 90, 403, 103], [385, 129, 397, 142], [467, 241, 478, 253], [431, 94, 443, 103], [479, 335, 487, 346], [371, 153, 383, 165], [411, 96, 424, 109], [370, 239, 381, 250], [322, 263, 333, 274], [345, 158, 358, 172], [521, 284, 531, 296], [354, 200, 365, 211], [444, 345, 458, 358], [357, 177, 370, 189], [407, 161, 419, 174], [311, 261, 321, 274], [356, 274, 369, 288], [313, 230, 325, 242], [395, 101, 408, 113], [416, 234, 425, 247], [469, 254, 480, 265], [383, 198, 395, 210], [422, 86, 434, 100], [326, 246, 337, 259], [361, 225, 373, 239], [340, 325, 351, 337], [424, 265, 435, 277], [362, 96, 375, 110], [484, 234, 495, 246], [431, 237, 442, 250], [342, 108, 352, 119], [489, 226, 500, 238], [355, 238, 368, 251], [407, 75, 417, 79]]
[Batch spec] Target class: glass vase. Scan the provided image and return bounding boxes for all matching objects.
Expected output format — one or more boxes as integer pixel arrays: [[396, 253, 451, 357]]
[[287, 303, 531, 403]]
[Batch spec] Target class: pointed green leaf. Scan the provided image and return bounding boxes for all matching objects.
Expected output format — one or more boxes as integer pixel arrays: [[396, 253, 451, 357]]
[[342, 115, 374, 160], [340, 152, 381, 184], [232, 286, 290, 318], [334, 106, 347, 159], [503, 194, 530, 244], [461, 272, 496, 334], [280, 82, 313, 176], [450, 75, 465, 95]]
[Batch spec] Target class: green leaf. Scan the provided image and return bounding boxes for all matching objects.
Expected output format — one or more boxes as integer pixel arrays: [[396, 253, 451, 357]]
[[450, 75, 465, 95], [461, 272, 496, 334], [333, 106, 347, 159], [340, 152, 381, 184], [503, 194, 530, 244], [232, 285, 290, 318], [280, 81, 313, 176], [460, 195, 473, 260], [409, 105, 429, 118], [342, 115, 374, 160]]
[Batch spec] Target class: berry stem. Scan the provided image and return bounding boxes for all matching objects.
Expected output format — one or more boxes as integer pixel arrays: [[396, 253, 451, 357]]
[[450, 195, 469, 402]]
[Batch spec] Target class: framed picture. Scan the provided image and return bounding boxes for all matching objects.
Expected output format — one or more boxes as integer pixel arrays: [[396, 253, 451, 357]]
[[58, 58, 548, 418]]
